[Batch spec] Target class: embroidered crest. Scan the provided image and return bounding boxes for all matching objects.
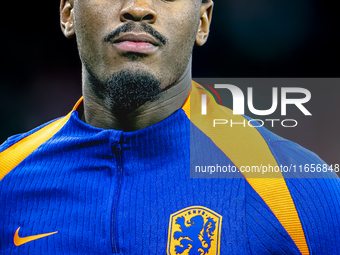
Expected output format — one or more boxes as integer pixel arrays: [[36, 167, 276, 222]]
[[167, 206, 222, 255]]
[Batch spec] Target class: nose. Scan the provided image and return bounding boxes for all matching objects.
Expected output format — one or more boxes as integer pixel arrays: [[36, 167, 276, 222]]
[[120, 0, 157, 23]]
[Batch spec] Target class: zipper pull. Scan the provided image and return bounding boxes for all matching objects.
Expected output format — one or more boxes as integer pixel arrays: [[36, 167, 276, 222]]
[[111, 142, 122, 155]]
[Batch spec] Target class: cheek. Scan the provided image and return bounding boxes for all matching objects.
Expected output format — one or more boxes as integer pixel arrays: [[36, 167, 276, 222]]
[[73, 2, 116, 62], [161, 8, 200, 64], [74, 6, 98, 63], [164, 6, 200, 52]]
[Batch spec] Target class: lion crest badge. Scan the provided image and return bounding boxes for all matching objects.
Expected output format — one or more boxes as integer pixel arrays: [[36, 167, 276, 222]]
[[167, 206, 222, 255]]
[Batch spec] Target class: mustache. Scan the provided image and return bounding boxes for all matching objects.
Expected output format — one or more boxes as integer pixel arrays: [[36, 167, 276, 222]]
[[104, 22, 168, 46]]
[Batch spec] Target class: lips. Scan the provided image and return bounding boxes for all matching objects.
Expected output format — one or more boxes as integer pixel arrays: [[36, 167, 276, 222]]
[[112, 33, 160, 54]]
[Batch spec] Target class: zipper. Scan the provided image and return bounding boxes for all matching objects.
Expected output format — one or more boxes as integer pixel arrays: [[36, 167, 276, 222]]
[[111, 139, 123, 254]]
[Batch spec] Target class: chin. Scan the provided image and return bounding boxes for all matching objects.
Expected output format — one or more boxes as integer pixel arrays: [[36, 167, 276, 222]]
[[101, 69, 162, 116]]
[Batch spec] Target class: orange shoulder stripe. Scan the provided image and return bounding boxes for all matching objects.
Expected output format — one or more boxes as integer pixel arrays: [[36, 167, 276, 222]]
[[182, 81, 309, 255], [0, 97, 83, 181]]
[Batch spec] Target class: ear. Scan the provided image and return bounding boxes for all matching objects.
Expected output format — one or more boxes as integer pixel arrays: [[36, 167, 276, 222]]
[[196, 1, 214, 46], [60, 0, 75, 38]]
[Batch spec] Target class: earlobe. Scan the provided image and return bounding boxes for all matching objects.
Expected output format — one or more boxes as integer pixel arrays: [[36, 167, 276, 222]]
[[196, 1, 214, 46], [60, 0, 75, 38]]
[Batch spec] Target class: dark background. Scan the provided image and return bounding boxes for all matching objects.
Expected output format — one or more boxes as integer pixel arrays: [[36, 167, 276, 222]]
[[1, 1, 339, 166]]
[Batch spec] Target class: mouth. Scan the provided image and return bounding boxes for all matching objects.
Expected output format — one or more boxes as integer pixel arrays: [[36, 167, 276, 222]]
[[112, 33, 160, 54]]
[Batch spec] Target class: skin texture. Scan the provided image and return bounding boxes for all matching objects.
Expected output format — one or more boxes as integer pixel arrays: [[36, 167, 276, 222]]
[[60, 0, 213, 131]]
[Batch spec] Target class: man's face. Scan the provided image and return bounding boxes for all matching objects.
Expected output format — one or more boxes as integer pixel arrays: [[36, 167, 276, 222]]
[[66, 0, 209, 90]]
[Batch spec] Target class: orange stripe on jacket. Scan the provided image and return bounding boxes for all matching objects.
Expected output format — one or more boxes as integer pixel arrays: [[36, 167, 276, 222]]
[[182, 81, 309, 255], [0, 97, 83, 181]]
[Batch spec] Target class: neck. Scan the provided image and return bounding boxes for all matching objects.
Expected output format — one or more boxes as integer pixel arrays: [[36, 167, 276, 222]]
[[81, 63, 192, 131]]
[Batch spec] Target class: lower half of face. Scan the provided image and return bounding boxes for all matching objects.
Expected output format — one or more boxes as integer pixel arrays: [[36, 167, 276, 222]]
[[74, 0, 201, 98]]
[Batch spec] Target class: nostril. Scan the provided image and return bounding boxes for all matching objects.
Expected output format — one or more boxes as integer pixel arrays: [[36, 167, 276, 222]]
[[143, 14, 154, 20], [121, 12, 156, 22], [123, 13, 135, 21]]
